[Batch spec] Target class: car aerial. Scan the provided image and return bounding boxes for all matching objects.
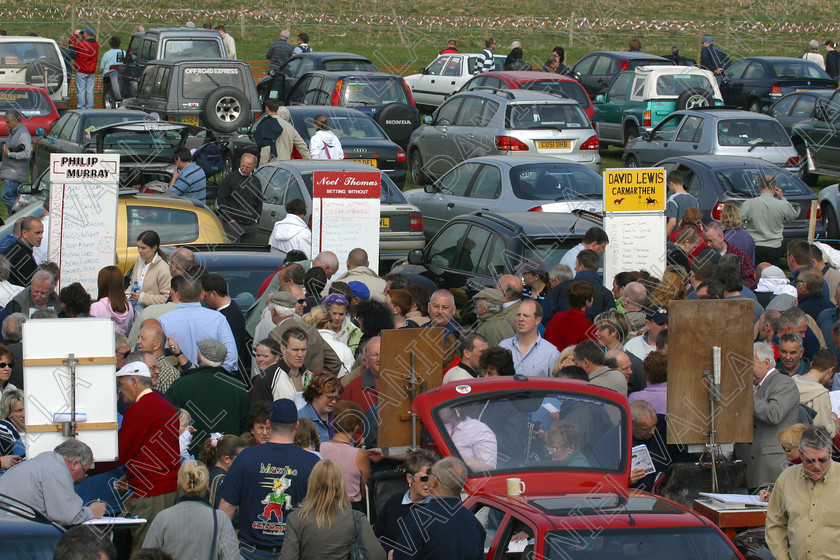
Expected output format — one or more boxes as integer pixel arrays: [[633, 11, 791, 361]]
[[0, 493, 65, 558], [623, 109, 800, 172], [252, 160, 423, 264], [391, 210, 599, 292], [790, 89, 840, 186], [256, 52, 378, 106], [719, 56, 836, 113], [412, 378, 743, 560], [103, 28, 226, 109], [407, 89, 600, 186], [122, 59, 261, 136], [592, 65, 723, 147], [571, 51, 675, 97], [768, 90, 833, 137], [225, 106, 407, 187], [0, 36, 70, 112], [405, 156, 604, 237], [30, 108, 150, 179], [404, 52, 506, 109], [0, 84, 59, 141], [655, 155, 822, 243], [283, 70, 420, 148], [458, 70, 595, 119]]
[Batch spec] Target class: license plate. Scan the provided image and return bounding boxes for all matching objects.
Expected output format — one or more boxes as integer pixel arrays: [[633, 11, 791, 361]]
[[350, 158, 377, 167], [380, 217, 390, 228], [537, 140, 570, 149], [180, 115, 199, 126]]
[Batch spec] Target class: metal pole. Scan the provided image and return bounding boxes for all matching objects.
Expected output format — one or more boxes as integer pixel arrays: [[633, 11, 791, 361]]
[[63, 353, 78, 438], [410, 353, 417, 448]]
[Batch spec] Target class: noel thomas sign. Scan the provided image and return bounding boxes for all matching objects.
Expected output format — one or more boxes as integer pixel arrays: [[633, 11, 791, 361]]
[[603, 168, 666, 213]]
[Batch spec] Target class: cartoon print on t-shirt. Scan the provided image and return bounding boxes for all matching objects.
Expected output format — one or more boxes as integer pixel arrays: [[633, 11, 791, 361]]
[[258, 475, 292, 523]]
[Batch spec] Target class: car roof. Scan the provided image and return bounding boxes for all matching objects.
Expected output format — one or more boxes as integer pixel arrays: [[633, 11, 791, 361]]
[[678, 109, 777, 119], [297, 52, 372, 60], [64, 108, 149, 117], [121, 192, 212, 209], [480, 70, 579, 82], [456, 155, 598, 167], [632, 65, 714, 77], [304, 70, 399, 79], [261, 160, 380, 172], [659, 154, 791, 168], [147, 58, 248, 66], [457, 88, 580, 103], [452, 210, 602, 238], [285, 106, 372, 118], [0, 37, 58, 44], [92, 120, 204, 135], [145, 29, 221, 36], [588, 51, 670, 60], [741, 56, 812, 62]]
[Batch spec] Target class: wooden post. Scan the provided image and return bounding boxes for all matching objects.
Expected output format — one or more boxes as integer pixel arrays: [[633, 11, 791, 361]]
[[725, 14, 731, 51], [570, 12, 575, 46], [809, 200, 818, 242], [240, 12, 245, 39], [70, 7, 76, 34]]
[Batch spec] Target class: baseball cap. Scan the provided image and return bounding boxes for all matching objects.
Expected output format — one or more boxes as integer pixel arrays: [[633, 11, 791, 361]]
[[645, 306, 669, 325], [515, 257, 547, 277], [116, 361, 151, 378], [197, 339, 227, 364], [348, 281, 370, 300], [472, 287, 504, 306], [702, 36, 713, 43], [269, 399, 298, 423], [82, 27, 95, 36]]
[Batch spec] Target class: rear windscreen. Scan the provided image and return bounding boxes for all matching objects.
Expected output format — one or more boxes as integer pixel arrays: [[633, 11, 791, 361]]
[[342, 79, 409, 107], [716, 167, 810, 197], [655, 74, 715, 96], [506, 103, 590, 130], [519, 81, 592, 108], [163, 39, 223, 59], [181, 67, 244, 99], [716, 119, 791, 146], [0, 42, 58, 66], [323, 60, 378, 72], [628, 59, 673, 69], [0, 89, 52, 117]]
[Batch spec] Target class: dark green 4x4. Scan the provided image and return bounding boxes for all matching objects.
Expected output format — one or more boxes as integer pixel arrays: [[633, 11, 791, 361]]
[[592, 66, 723, 147]]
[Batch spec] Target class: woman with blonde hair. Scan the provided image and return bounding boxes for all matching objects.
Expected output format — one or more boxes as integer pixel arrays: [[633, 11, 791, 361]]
[[551, 345, 577, 377], [304, 305, 354, 376], [651, 265, 689, 307], [143, 460, 240, 559], [720, 203, 755, 264], [279, 459, 385, 560]]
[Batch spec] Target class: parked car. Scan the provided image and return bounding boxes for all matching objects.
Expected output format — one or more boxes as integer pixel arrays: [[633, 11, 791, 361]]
[[252, 160, 424, 263], [404, 52, 506, 109], [623, 109, 800, 171], [458, 70, 595, 118], [225, 106, 407, 187], [103, 28, 226, 108], [413, 378, 744, 560], [408, 89, 600, 186], [283, 70, 420, 147], [571, 51, 674, 97], [655, 155, 822, 243], [256, 52, 378, 105], [122, 59, 261, 135], [593, 65, 723, 147], [0, 85, 59, 141], [30, 108, 149, 179], [768, 90, 833, 136], [720, 56, 836, 113], [791, 89, 840, 186], [0, 493, 65, 558], [0, 36, 70, 111], [391, 210, 599, 292], [405, 156, 603, 237]]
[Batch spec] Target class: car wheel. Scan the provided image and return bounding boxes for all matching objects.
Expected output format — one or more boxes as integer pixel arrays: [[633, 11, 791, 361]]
[[748, 99, 762, 113], [376, 103, 419, 148], [625, 154, 639, 167], [202, 87, 251, 134], [103, 88, 116, 109], [677, 88, 714, 110], [624, 125, 639, 146], [796, 143, 818, 187], [824, 204, 839, 240], [410, 150, 428, 186], [25, 57, 64, 94]]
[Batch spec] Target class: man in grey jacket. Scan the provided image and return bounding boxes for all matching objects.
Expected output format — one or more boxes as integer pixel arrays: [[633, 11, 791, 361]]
[[0, 110, 31, 213]]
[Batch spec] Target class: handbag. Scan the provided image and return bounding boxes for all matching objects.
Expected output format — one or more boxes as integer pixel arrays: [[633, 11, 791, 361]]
[[349, 510, 366, 560]]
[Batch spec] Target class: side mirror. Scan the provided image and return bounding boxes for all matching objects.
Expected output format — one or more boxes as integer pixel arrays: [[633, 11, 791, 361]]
[[34, 128, 46, 136], [419, 67, 429, 75], [595, 94, 605, 103], [423, 115, 434, 125], [407, 249, 423, 265], [424, 183, 441, 194], [116, 51, 124, 63], [18, 184, 32, 195], [642, 131, 652, 141], [816, 106, 827, 121]]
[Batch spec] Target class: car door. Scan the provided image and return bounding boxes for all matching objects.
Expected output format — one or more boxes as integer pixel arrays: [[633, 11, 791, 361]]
[[410, 55, 448, 107], [286, 74, 313, 105], [423, 221, 470, 284], [814, 94, 840, 171], [254, 165, 299, 238], [451, 96, 497, 163], [32, 112, 73, 178], [119, 35, 143, 96], [636, 113, 685, 165], [300, 75, 325, 106], [572, 55, 598, 97], [720, 59, 751, 107], [437, 56, 468, 99], [769, 93, 801, 133], [422, 161, 481, 234], [595, 72, 632, 142], [420, 96, 463, 179], [462, 163, 503, 215], [589, 55, 618, 97], [665, 114, 706, 159]]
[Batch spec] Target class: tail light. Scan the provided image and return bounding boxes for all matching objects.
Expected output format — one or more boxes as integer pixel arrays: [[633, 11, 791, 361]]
[[580, 135, 599, 150], [409, 212, 423, 232], [253, 112, 262, 122], [167, 116, 175, 121], [331, 79, 344, 106], [643, 110, 651, 127], [397, 147, 406, 162], [807, 204, 822, 220], [712, 201, 726, 220], [770, 83, 782, 97], [619, 60, 629, 70], [495, 135, 529, 151], [108, 64, 120, 72], [403, 81, 417, 107], [528, 206, 544, 212], [786, 156, 800, 167]]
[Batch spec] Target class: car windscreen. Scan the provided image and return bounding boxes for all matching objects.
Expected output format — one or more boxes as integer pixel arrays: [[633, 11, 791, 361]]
[[716, 167, 810, 197], [544, 527, 736, 560], [322, 59, 378, 72], [716, 118, 791, 146], [432, 389, 625, 475], [0, 89, 52, 117], [519, 81, 592, 108], [295, 113, 388, 142], [342, 78, 410, 108], [771, 60, 831, 79], [506, 103, 590, 130], [181, 67, 244, 99], [0, 42, 57, 66], [510, 164, 603, 201], [655, 73, 715, 96], [163, 39, 224, 59], [628, 59, 672, 69], [301, 171, 403, 203], [100, 128, 183, 159]]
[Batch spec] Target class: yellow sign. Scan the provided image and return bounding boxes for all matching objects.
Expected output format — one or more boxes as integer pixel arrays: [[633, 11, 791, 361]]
[[603, 168, 666, 212]]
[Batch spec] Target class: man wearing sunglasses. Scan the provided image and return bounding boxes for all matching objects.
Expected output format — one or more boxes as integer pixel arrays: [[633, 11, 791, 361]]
[[766, 425, 840, 560]]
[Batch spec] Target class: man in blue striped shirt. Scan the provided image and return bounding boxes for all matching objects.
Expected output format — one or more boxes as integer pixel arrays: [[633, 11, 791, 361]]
[[169, 147, 207, 203], [473, 37, 497, 75]]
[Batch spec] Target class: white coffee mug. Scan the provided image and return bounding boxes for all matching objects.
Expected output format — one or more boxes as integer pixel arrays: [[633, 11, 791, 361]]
[[507, 477, 526, 497]]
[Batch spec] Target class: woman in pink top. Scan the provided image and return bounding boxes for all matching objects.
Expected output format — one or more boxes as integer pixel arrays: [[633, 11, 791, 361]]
[[90, 266, 134, 335], [319, 400, 370, 510]]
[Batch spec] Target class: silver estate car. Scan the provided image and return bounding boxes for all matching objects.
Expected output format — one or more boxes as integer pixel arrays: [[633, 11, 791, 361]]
[[407, 89, 601, 185]]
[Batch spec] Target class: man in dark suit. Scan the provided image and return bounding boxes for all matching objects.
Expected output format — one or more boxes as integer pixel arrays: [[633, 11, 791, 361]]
[[734, 341, 801, 491]]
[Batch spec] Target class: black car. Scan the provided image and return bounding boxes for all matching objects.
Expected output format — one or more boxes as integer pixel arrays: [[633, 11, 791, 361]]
[[31, 109, 150, 179], [257, 51, 378, 105], [391, 210, 599, 294], [720, 56, 836, 113], [0, 493, 65, 558], [791, 89, 840, 186], [571, 51, 674, 97], [225, 106, 407, 187], [769, 90, 834, 137], [655, 155, 823, 243]]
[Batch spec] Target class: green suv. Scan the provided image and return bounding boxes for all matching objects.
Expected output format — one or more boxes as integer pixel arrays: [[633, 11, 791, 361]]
[[592, 66, 723, 147]]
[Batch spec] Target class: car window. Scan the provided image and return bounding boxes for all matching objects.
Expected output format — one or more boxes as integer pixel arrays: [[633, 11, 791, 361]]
[[506, 103, 589, 130], [485, 234, 508, 276], [125, 36, 140, 60], [82, 114, 148, 143], [435, 98, 462, 126], [58, 112, 80, 140], [342, 78, 410, 107], [742, 62, 765, 80], [717, 119, 790, 146], [676, 165, 703, 198], [591, 56, 615, 75], [127, 205, 199, 245], [162, 39, 222, 59], [675, 115, 704, 142], [298, 113, 387, 142], [139, 67, 156, 97], [454, 96, 488, 127], [772, 61, 830, 79], [463, 76, 485, 91], [725, 60, 749, 80], [302, 75, 324, 104], [280, 57, 301, 77], [442, 57, 462, 77], [483, 77, 504, 89], [258, 167, 295, 203], [770, 94, 799, 117], [296, 58, 316, 76], [607, 72, 632, 101], [152, 67, 170, 98], [791, 96, 818, 118], [459, 225, 494, 273], [471, 503, 508, 553], [140, 39, 157, 61], [427, 222, 470, 268], [49, 113, 69, 138], [519, 81, 591, 108], [322, 59, 377, 72], [573, 55, 596, 75], [287, 76, 310, 105], [478, 99, 499, 126], [655, 73, 715, 96], [468, 165, 502, 200], [0, 42, 60, 66], [652, 114, 684, 140], [380, 174, 408, 204], [630, 76, 646, 100], [496, 514, 536, 560], [181, 66, 245, 100], [717, 167, 809, 197], [438, 162, 478, 196], [510, 163, 602, 201], [426, 56, 448, 76], [0, 89, 53, 118]]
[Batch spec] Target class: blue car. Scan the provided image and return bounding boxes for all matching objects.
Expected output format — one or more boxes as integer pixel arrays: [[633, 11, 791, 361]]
[[0, 493, 65, 559]]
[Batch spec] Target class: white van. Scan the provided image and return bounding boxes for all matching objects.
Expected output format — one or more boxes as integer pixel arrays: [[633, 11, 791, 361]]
[[0, 37, 70, 112]]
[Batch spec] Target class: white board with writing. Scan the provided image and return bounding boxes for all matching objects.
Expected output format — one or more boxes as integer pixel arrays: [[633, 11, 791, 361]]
[[48, 153, 119, 294], [604, 212, 667, 288], [311, 171, 381, 276]]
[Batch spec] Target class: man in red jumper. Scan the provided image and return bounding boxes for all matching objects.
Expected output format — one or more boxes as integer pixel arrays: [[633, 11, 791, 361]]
[[71, 27, 99, 109], [116, 361, 180, 550], [543, 280, 597, 352]]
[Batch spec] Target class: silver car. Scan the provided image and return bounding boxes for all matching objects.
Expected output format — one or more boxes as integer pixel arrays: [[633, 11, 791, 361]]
[[404, 156, 604, 237], [407, 89, 601, 185], [623, 109, 799, 171]]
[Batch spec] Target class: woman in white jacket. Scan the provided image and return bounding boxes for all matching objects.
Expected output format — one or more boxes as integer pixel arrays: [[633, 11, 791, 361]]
[[309, 115, 344, 160]]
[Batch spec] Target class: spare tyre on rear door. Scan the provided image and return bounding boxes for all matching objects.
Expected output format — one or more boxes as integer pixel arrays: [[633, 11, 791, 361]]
[[203, 86, 251, 134], [677, 88, 714, 110], [376, 102, 419, 148]]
